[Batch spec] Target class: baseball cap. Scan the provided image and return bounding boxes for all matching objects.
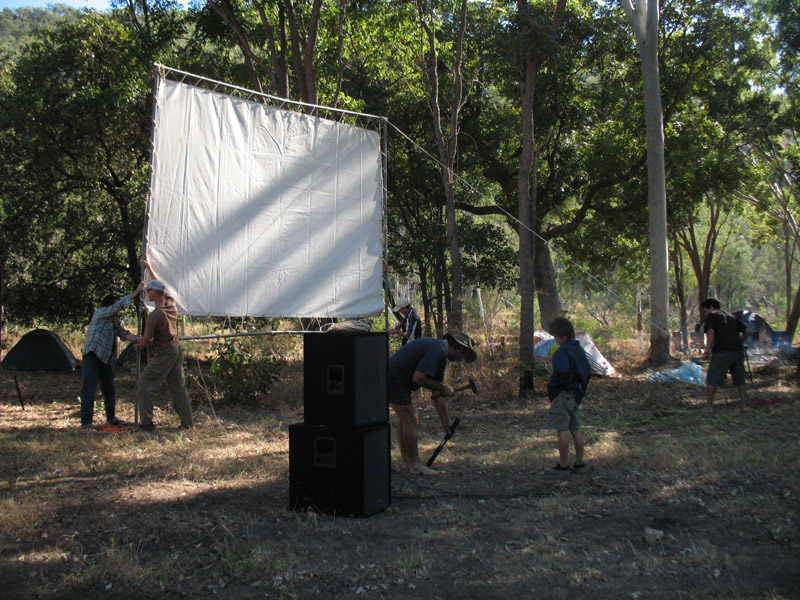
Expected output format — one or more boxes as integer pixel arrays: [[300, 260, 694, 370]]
[[392, 297, 411, 312]]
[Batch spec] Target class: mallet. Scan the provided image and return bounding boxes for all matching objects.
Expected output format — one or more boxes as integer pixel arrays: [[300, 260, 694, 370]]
[[431, 377, 479, 399], [454, 377, 479, 395], [426, 418, 460, 467]]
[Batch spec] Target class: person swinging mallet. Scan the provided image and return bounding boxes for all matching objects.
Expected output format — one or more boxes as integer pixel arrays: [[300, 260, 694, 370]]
[[387, 332, 478, 475]]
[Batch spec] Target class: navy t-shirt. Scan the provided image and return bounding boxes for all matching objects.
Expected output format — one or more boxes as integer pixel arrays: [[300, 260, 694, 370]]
[[547, 339, 592, 403], [388, 338, 448, 400]]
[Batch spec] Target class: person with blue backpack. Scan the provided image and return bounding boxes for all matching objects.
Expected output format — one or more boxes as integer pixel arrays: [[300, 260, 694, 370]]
[[546, 317, 592, 471]]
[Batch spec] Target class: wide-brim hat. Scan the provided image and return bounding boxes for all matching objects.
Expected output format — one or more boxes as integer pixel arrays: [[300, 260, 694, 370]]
[[392, 297, 411, 312], [445, 331, 478, 363]]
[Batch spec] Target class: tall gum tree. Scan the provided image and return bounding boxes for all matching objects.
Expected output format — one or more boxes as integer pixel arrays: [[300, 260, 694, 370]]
[[620, 0, 670, 364], [415, 0, 469, 331], [204, 0, 323, 103], [515, 0, 568, 394]]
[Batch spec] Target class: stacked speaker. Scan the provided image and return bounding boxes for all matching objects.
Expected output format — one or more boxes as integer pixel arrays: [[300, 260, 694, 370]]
[[289, 332, 391, 517]]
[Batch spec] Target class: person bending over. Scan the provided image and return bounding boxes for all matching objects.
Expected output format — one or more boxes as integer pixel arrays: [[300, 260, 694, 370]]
[[388, 332, 477, 475]]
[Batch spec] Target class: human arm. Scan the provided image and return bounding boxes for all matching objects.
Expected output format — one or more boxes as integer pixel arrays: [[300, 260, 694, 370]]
[[113, 320, 140, 344], [431, 395, 451, 433], [136, 312, 157, 350], [705, 329, 715, 357], [389, 314, 411, 339], [91, 295, 133, 320], [131, 281, 146, 299], [547, 349, 574, 399], [412, 370, 454, 398]]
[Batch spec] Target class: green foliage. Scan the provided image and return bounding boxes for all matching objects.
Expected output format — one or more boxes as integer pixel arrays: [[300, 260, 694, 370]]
[[0, 5, 87, 59], [0, 7, 185, 326], [207, 337, 282, 404], [459, 218, 518, 291]]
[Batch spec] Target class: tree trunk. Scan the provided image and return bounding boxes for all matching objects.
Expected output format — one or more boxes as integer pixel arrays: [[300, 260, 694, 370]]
[[517, 63, 536, 396], [416, 0, 468, 331], [785, 277, 800, 339], [672, 241, 689, 352], [622, 0, 670, 364], [533, 234, 561, 329], [515, 0, 567, 395]]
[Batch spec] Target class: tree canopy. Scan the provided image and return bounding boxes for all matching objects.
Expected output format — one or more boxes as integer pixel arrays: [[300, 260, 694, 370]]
[[0, 0, 797, 357]]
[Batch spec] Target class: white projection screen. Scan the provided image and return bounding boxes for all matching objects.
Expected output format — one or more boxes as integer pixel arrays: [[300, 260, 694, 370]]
[[144, 76, 385, 318]]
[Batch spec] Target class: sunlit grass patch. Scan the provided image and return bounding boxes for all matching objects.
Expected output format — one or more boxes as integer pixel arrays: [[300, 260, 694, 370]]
[[65, 539, 151, 593], [0, 494, 48, 538], [584, 430, 629, 467]]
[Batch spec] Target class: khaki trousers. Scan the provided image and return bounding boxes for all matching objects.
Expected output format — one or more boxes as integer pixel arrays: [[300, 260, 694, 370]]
[[137, 346, 193, 428]]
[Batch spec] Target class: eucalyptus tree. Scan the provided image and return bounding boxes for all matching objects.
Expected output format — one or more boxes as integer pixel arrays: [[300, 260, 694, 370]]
[[414, 0, 470, 331], [618, 0, 670, 363], [192, 0, 328, 104], [737, 0, 800, 336]]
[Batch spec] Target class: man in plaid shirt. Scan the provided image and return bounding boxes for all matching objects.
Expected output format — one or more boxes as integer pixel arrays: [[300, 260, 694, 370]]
[[79, 282, 146, 428]]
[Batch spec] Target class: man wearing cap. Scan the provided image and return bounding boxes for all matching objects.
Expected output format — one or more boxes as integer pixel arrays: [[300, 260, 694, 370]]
[[79, 281, 146, 429], [388, 332, 477, 475], [389, 298, 422, 346], [135, 280, 193, 430]]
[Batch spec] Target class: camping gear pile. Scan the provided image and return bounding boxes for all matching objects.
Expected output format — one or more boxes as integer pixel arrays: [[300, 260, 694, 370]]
[[534, 330, 621, 378]]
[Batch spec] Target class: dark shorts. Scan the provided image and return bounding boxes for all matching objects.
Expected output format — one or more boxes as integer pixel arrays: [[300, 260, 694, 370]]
[[545, 391, 581, 431], [388, 380, 413, 406], [707, 350, 747, 387]]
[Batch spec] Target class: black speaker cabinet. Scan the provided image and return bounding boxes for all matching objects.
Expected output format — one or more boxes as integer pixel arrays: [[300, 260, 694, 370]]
[[289, 422, 391, 517], [303, 332, 388, 428]]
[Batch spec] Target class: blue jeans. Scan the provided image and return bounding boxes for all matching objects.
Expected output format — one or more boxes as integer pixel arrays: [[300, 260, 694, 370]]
[[80, 352, 117, 425]]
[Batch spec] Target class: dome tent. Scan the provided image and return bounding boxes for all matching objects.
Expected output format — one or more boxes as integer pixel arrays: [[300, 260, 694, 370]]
[[1, 329, 79, 371]]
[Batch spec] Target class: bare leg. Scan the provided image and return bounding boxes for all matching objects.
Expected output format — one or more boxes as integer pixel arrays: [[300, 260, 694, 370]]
[[704, 384, 716, 414], [557, 430, 570, 468], [391, 403, 439, 475], [572, 430, 585, 466], [395, 413, 411, 469], [737, 385, 748, 408]]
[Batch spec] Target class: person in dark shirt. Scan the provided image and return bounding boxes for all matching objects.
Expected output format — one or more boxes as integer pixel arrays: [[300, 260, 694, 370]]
[[545, 317, 591, 470], [388, 332, 477, 475], [701, 298, 750, 414]]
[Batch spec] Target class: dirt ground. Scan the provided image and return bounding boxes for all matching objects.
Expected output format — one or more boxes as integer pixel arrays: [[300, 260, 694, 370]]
[[1, 357, 799, 600]]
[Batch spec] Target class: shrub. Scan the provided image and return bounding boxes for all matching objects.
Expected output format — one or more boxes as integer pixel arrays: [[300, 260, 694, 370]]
[[207, 336, 282, 404]]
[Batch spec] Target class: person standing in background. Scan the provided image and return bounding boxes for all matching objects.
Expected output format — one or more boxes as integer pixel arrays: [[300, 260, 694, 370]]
[[389, 297, 422, 346]]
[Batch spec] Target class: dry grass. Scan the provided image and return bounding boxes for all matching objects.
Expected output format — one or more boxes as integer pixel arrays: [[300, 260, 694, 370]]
[[1, 332, 799, 599]]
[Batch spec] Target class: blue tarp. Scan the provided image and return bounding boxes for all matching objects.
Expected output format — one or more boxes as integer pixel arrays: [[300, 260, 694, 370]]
[[647, 361, 706, 386]]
